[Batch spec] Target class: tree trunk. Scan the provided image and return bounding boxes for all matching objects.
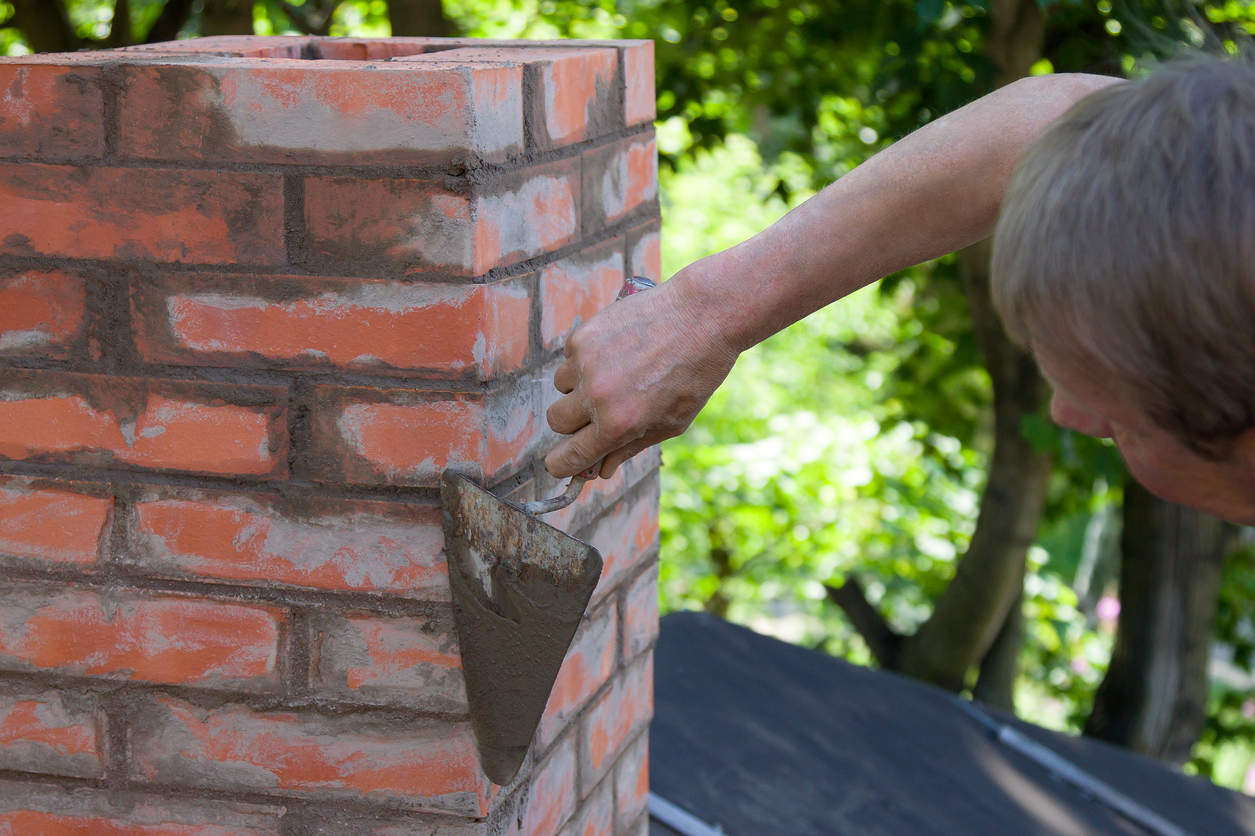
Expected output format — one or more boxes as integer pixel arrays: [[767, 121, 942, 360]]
[[389, 0, 453, 37], [828, 0, 1050, 707], [703, 523, 734, 620], [200, 0, 255, 36], [973, 587, 1024, 712], [7, 0, 78, 53], [892, 239, 1053, 692], [1083, 480, 1233, 763], [987, 0, 1046, 86]]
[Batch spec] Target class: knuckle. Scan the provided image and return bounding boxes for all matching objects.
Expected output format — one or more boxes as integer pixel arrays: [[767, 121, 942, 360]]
[[601, 406, 643, 442], [585, 378, 617, 407]]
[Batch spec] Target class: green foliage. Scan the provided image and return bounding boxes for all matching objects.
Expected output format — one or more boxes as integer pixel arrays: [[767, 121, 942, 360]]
[[0, 2, 26, 53], [445, 0, 618, 38], [7, 0, 1255, 792], [0, 2, 28, 56]]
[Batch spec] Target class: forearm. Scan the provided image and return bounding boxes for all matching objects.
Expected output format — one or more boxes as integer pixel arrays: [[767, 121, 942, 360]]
[[672, 73, 1123, 352]]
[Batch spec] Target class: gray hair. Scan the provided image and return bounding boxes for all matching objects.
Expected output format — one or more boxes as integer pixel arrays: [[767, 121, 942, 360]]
[[992, 58, 1255, 458]]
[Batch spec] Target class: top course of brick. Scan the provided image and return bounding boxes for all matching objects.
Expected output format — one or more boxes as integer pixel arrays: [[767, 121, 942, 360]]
[[0, 35, 656, 168]]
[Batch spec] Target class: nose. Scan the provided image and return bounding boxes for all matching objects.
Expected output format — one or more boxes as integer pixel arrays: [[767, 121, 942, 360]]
[[1050, 390, 1112, 438]]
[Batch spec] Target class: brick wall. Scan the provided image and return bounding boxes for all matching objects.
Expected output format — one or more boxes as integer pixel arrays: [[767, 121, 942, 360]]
[[0, 35, 660, 836]]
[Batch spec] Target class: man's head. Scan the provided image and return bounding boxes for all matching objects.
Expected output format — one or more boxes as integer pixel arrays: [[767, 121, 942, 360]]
[[992, 58, 1255, 521]]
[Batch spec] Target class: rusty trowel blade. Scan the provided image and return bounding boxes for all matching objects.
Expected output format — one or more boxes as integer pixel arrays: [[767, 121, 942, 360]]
[[440, 471, 603, 786]]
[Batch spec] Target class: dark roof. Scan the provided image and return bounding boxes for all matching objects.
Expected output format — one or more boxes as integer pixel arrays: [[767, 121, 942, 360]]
[[649, 611, 1255, 836]]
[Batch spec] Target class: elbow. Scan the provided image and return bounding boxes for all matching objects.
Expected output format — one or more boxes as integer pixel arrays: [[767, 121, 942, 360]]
[[996, 73, 1126, 139], [1005, 72, 1126, 111]]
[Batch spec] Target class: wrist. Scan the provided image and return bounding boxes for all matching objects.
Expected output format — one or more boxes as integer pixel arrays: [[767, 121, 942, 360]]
[[664, 246, 761, 355]]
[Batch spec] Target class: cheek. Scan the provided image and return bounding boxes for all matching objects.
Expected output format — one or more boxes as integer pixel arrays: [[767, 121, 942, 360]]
[[1119, 445, 1184, 503], [1113, 429, 1218, 508]]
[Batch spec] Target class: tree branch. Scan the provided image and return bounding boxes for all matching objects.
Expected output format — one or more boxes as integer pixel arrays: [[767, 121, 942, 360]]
[[143, 0, 196, 43], [826, 577, 904, 668], [7, 0, 78, 53], [273, 0, 342, 36], [104, 0, 133, 47]]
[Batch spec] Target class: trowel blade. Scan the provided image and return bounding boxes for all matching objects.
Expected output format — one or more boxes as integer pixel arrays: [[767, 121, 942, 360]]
[[440, 471, 603, 786]]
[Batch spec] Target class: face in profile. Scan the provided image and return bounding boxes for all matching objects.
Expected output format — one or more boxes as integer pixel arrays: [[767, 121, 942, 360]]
[[1037, 350, 1255, 524]]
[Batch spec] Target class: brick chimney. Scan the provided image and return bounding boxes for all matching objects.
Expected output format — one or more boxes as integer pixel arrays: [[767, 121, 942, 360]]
[[0, 35, 659, 836]]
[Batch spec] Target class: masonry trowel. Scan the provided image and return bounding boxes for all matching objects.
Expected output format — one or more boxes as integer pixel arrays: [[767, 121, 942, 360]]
[[441, 276, 655, 786]]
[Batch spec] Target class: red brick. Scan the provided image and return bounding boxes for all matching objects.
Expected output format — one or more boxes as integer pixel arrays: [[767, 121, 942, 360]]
[[0, 269, 86, 359], [386, 37, 613, 49], [625, 812, 648, 836], [612, 732, 649, 830], [623, 42, 656, 127], [515, 735, 576, 836], [0, 63, 104, 159], [127, 492, 447, 597], [305, 381, 537, 487], [559, 778, 612, 836], [310, 38, 430, 60], [311, 611, 466, 713], [581, 136, 658, 234], [130, 696, 491, 815], [540, 239, 625, 352], [118, 60, 522, 165], [123, 35, 312, 58], [0, 164, 283, 265], [537, 602, 616, 749], [584, 479, 661, 603], [622, 565, 658, 664], [0, 690, 104, 778], [0, 371, 288, 479], [475, 159, 580, 274], [0, 478, 110, 567], [298, 814, 488, 836], [0, 779, 282, 836], [626, 224, 661, 283], [580, 653, 652, 791], [133, 274, 530, 379], [305, 159, 578, 277], [398, 47, 617, 149], [0, 585, 287, 689], [304, 177, 472, 276]]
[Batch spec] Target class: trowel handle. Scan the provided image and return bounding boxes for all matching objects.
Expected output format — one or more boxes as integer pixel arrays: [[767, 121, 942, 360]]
[[524, 276, 657, 516]]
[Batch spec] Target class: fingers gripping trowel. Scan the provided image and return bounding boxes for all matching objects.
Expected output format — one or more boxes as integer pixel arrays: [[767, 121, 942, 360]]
[[441, 276, 655, 786]]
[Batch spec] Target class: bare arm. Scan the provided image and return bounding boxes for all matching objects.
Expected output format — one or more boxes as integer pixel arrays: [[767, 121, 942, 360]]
[[545, 73, 1124, 479]]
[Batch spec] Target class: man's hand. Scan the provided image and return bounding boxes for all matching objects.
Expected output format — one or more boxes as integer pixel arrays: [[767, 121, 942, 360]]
[[544, 262, 740, 479]]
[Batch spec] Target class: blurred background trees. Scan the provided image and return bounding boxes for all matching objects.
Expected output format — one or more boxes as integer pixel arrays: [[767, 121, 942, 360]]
[[5, 0, 1255, 789]]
